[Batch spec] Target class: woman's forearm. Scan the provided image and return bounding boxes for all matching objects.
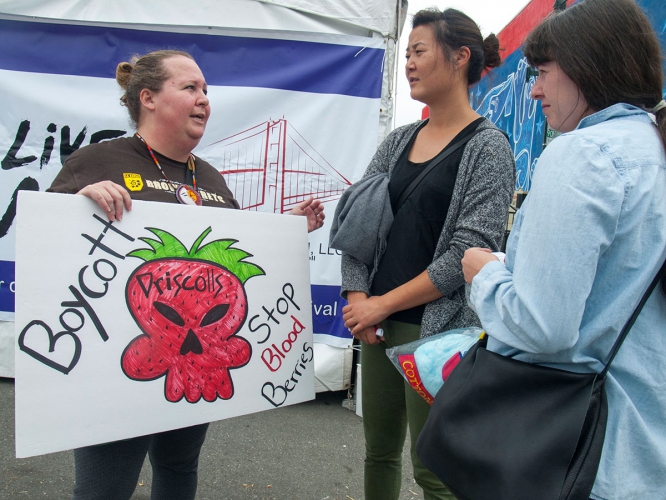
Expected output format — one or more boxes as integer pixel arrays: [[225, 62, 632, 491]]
[[378, 270, 443, 316]]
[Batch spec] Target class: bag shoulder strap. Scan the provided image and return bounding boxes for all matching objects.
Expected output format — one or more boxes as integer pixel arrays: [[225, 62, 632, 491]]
[[601, 257, 666, 377], [396, 125, 491, 210]]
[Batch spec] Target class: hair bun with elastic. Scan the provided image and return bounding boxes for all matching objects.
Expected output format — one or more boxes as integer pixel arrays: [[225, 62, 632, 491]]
[[115, 61, 134, 90], [483, 34, 502, 69]]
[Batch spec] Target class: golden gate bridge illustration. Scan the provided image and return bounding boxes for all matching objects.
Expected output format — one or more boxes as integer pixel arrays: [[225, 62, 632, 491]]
[[200, 118, 351, 213]]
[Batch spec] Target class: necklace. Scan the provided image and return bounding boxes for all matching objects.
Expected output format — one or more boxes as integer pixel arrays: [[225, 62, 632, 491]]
[[135, 133, 202, 206]]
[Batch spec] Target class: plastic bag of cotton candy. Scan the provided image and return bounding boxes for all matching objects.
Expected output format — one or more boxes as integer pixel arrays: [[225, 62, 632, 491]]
[[386, 327, 484, 405]]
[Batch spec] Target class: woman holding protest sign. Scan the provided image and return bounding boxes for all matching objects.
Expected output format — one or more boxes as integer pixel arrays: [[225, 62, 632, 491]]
[[337, 8, 515, 500], [48, 50, 324, 500]]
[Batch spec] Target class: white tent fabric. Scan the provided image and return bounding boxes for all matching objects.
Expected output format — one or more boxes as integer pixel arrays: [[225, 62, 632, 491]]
[[258, 0, 400, 35], [0, 0, 400, 36], [0, 322, 12, 378], [0, 0, 407, 388]]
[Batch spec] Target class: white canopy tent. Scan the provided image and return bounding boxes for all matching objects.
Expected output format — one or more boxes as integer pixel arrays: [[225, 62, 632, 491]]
[[0, 0, 399, 35], [0, 0, 408, 390]]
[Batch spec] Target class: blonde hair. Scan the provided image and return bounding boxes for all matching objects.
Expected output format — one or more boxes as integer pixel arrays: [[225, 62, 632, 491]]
[[116, 50, 194, 126]]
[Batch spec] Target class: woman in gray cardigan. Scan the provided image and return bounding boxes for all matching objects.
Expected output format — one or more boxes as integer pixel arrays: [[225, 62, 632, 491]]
[[340, 8, 515, 500]]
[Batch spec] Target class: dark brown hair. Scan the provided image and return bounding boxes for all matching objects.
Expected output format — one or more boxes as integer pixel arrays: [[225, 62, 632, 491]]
[[412, 8, 502, 85], [523, 0, 666, 149], [116, 50, 194, 126]]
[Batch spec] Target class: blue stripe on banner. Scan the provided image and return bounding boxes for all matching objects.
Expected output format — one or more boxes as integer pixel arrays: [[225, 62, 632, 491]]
[[0, 18, 384, 98], [0, 260, 15, 314], [311, 284, 351, 341]]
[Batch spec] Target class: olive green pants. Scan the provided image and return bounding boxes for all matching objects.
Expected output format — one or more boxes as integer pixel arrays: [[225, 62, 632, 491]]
[[361, 320, 454, 500]]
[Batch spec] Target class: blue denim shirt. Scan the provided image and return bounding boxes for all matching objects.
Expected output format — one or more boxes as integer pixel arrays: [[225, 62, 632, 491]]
[[470, 104, 666, 500]]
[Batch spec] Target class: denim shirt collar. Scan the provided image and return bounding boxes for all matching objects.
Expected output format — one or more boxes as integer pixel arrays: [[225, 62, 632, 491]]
[[576, 102, 651, 130]]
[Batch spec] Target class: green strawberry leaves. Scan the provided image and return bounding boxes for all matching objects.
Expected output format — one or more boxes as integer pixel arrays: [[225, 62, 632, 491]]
[[127, 226, 264, 284]]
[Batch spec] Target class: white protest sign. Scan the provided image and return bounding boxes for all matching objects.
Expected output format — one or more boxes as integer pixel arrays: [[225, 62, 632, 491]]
[[14, 191, 314, 458]]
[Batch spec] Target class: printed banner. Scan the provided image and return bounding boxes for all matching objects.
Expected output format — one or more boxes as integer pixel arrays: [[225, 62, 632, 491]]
[[0, 18, 381, 348], [15, 191, 314, 457]]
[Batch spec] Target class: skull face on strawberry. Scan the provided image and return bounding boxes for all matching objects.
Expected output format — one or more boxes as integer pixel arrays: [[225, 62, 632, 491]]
[[122, 227, 264, 403]]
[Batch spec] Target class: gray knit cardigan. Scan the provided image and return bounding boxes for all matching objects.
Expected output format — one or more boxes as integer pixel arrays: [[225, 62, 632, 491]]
[[340, 118, 516, 338]]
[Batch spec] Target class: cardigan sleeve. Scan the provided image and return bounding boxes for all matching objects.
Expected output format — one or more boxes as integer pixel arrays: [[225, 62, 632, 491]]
[[426, 129, 515, 297]]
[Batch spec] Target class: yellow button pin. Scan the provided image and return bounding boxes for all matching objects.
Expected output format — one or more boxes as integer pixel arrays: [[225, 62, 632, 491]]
[[123, 173, 143, 192]]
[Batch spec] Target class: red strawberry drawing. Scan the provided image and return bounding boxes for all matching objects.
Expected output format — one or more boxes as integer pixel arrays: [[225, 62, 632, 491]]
[[121, 227, 264, 403]]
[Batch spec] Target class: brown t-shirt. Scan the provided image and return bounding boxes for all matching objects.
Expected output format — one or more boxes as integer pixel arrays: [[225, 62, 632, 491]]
[[48, 136, 239, 209]]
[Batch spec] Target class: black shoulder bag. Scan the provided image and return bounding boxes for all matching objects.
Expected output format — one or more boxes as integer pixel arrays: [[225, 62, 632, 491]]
[[416, 258, 666, 500]]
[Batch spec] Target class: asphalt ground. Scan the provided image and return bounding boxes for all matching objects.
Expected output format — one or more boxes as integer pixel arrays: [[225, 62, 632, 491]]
[[1, 378, 424, 500]]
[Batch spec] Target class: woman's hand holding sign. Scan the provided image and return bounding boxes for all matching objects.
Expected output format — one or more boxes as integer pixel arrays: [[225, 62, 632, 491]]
[[78, 181, 132, 222]]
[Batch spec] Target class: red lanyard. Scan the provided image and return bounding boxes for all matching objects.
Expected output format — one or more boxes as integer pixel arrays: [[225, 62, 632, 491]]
[[135, 133, 197, 191]]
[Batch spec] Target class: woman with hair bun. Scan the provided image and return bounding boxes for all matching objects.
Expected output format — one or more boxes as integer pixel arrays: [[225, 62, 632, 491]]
[[48, 49, 324, 500], [340, 8, 515, 499], [51, 50, 324, 226], [463, 0, 666, 497]]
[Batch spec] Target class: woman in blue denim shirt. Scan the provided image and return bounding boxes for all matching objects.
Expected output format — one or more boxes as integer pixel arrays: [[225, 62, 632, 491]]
[[461, 0, 666, 498]]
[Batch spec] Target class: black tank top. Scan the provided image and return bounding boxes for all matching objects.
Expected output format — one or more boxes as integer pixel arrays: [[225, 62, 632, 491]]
[[370, 118, 484, 324]]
